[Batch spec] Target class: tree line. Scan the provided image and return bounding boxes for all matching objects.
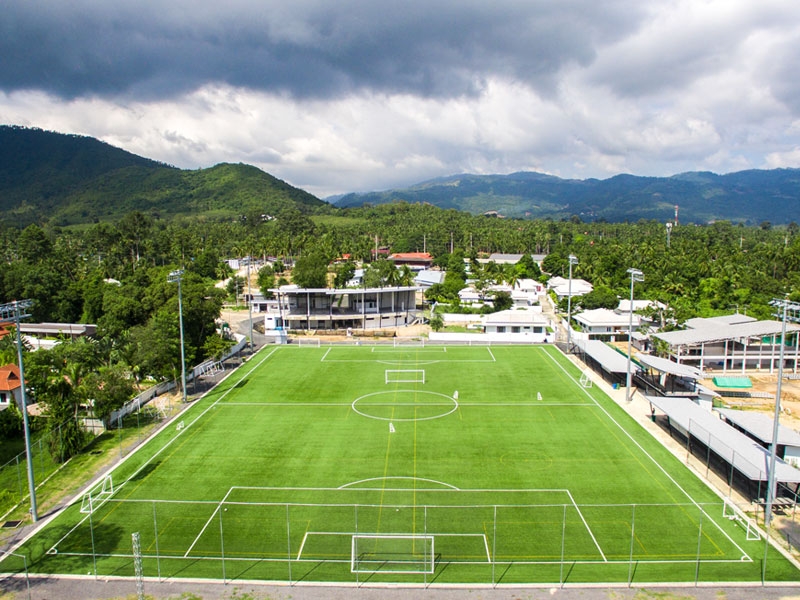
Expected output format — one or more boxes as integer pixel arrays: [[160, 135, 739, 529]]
[[1, 202, 799, 460]]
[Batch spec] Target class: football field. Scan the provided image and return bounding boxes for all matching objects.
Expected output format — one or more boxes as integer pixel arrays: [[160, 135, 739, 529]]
[[4, 343, 799, 585]]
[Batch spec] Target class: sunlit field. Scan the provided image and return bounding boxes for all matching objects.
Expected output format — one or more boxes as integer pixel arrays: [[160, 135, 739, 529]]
[[2, 343, 797, 586]]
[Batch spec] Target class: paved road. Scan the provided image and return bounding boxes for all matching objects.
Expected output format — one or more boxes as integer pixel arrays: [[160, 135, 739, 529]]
[[3, 575, 800, 600]]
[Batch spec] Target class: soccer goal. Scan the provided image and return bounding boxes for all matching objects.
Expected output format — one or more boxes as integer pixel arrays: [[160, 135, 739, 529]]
[[80, 475, 114, 514], [580, 369, 593, 388], [351, 534, 435, 574], [297, 338, 321, 348], [386, 369, 426, 384], [723, 498, 760, 541], [393, 338, 425, 348]]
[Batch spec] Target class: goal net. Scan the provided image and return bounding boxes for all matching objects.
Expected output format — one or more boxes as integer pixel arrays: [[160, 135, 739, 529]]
[[393, 339, 425, 347], [580, 370, 593, 388], [351, 534, 435, 574], [723, 498, 760, 541], [80, 475, 114, 514], [297, 338, 321, 347], [386, 369, 426, 384]]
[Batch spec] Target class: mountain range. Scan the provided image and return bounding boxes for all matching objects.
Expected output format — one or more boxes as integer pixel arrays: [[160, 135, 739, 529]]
[[331, 169, 800, 224], [2, 125, 800, 226]]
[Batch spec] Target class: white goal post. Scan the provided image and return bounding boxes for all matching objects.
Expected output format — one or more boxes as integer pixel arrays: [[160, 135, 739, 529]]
[[723, 497, 761, 541], [351, 534, 435, 574], [580, 369, 593, 388], [80, 475, 114, 514], [386, 369, 426, 384], [393, 339, 425, 347], [297, 338, 321, 347]]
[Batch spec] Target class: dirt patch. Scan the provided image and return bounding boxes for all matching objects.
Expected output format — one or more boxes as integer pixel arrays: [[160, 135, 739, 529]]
[[703, 372, 800, 431]]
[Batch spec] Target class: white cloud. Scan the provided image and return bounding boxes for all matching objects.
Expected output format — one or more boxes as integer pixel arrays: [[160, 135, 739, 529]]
[[2, 1, 800, 197]]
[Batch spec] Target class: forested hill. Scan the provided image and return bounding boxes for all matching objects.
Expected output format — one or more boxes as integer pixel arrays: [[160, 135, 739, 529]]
[[0, 126, 324, 225], [332, 169, 800, 225]]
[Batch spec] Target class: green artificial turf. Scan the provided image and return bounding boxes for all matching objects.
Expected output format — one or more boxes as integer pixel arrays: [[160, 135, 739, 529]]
[[2, 344, 798, 585]]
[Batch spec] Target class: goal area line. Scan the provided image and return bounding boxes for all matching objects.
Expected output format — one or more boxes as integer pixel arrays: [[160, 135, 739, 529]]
[[296, 531, 492, 564]]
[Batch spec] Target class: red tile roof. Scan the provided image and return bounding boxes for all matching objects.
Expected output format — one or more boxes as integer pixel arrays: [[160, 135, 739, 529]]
[[389, 253, 433, 260], [0, 364, 22, 392]]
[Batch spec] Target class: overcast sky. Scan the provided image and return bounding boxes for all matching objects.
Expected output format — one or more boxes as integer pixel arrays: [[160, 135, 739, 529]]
[[2, 0, 799, 198]]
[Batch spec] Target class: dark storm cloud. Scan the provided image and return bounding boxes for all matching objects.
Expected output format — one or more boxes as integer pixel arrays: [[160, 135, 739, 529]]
[[0, 0, 645, 100]]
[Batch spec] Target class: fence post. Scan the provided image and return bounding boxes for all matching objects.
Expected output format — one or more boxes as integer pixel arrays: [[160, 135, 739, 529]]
[[285, 504, 292, 585], [695, 508, 703, 584], [491, 505, 497, 588], [559, 503, 566, 587], [627, 504, 636, 587], [153, 501, 161, 582], [219, 503, 226, 584]]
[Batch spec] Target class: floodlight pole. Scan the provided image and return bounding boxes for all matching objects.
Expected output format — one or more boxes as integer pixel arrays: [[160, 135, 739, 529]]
[[666, 222, 672, 249], [625, 268, 644, 402], [247, 257, 253, 354], [0, 300, 38, 522], [168, 270, 187, 403], [764, 297, 798, 530], [566, 255, 578, 351]]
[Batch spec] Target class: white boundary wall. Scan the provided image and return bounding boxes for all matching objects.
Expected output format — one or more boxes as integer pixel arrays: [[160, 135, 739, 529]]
[[429, 331, 551, 344]]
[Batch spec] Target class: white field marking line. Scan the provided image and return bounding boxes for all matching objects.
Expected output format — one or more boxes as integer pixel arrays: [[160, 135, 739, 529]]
[[487, 347, 496, 362], [219, 402, 353, 407], [543, 349, 750, 560], [229, 485, 570, 495], [372, 346, 447, 354], [357, 402, 453, 406], [339, 476, 460, 490], [294, 531, 487, 562], [458, 402, 595, 407], [321, 347, 332, 361], [43, 349, 283, 554], [566, 489, 607, 562], [184, 487, 235, 558], [38, 550, 758, 567], [120, 346, 282, 488]]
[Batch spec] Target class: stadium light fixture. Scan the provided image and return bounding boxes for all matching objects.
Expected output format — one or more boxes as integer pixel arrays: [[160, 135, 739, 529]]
[[0, 299, 38, 522], [168, 270, 188, 403], [625, 268, 644, 402], [566, 255, 578, 351]]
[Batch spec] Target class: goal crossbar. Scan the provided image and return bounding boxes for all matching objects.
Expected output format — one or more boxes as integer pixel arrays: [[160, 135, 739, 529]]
[[80, 475, 114, 514], [351, 533, 435, 574]]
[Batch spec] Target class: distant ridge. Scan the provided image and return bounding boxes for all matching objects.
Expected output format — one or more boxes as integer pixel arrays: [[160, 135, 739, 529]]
[[0, 125, 323, 225], [331, 168, 800, 224]]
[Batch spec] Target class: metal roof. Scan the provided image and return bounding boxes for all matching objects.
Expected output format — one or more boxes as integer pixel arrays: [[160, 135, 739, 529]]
[[646, 396, 800, 483], [716, 408, 800, 448], [653, 319, 800, 347], [637, 354, 704, 380], [575, 340, 631, 374]]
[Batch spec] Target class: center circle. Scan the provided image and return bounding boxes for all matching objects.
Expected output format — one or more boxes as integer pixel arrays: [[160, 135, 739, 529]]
[[352, 390, 458, 422]]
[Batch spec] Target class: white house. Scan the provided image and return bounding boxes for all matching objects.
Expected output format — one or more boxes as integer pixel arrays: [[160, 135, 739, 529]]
[[512, 279, 546, 307], [482, 309, 549, 341], [547, 276, 593, 300], [572, 308, 641, 341]]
